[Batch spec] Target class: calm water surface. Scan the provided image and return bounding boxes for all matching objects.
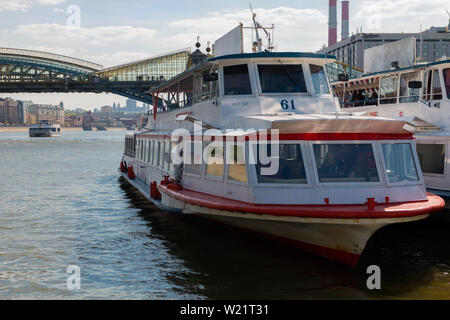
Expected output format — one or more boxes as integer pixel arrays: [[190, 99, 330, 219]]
[[0, 130, 449, 299]]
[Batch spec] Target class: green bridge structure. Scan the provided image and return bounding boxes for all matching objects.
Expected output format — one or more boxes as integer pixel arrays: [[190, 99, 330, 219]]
[[0, 47, 190, 105]]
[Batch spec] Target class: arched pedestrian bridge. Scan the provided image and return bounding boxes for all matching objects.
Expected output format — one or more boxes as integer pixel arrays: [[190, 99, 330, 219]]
[[0, 47, 190, 105]]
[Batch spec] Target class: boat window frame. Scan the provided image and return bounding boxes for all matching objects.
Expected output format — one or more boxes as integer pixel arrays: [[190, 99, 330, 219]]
[[416, 141, 447, 178], [203, 141, 226, 182], [308, 140, 386, 187], [224, 141, 250, 187], [183, 139, 204, 178], [253, 61, 313, 97], [379, 140, 424, 187], [250, 141, 314, 189], [309, 63, 332, 96], [220, 62, 255, 98]]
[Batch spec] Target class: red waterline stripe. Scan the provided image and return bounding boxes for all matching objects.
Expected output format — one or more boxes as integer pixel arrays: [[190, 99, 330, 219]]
[[158, 185, 444, 219]]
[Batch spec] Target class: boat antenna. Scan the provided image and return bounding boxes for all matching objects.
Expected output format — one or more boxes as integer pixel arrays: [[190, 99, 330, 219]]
[[249, 2, 262, 52]]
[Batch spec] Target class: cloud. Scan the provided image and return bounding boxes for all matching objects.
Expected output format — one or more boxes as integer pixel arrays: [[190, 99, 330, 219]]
[[354, 0, 449, 32], [14, 23, 157, 47], [0, 0, 65, 11], [168, 7, 328, 52]]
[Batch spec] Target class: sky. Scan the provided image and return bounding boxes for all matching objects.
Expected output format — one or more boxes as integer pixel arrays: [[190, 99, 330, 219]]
[[0, 0, 449, 110]]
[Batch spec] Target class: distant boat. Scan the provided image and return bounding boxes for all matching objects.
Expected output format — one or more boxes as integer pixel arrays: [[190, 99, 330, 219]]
[[29, 121, 62, 137], [83, 125, 93, 131], [96, 125, 107, 131]]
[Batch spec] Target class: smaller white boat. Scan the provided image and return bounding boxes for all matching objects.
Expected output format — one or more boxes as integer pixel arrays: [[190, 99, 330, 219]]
[[29, 121, 62, 137]]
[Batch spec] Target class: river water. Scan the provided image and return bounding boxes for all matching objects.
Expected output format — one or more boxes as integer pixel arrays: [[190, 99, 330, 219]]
[[0, 130, 449, 300]]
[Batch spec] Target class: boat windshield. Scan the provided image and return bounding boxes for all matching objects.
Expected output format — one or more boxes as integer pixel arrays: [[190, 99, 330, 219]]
[[310, 64, 330, 94], [258, 64, 307, 94], [444, 68, 450, 99], [313, 144, 379, 183], [381, 143, 419, 183]]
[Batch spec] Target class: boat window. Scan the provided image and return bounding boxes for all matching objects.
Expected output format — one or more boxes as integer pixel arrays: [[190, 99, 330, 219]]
[[163, 140, 170, 170], [154, 141, 160, 166], [399, 72, 420, 103], [444, 68, 450, 99], [205, 144, 224, 177], [223, 64, 252, 96], [228, 145, 247, 183], [313, 144, 379, 183], [184, 140, 203, 176], [380, 76, 398, 104], [159, 141, 165, 168], [417, 144, 445, 175], [432, 70, 443, 100], [148, 140, 153, 164], [169, 142, 176, 174], [310, 64, 330, 94], [423, 70, 433, 100], [381, 143, 419, 183], [256, 144, 307, 184], [258, 64, 307, 94], [51, 128, 56, 132]]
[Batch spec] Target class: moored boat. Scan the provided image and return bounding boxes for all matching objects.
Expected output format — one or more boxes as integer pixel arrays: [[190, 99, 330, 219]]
[[119, 28, 445, 266], [332, 59, 450, 206]]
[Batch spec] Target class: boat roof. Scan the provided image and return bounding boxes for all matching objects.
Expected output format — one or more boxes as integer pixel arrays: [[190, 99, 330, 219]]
[[334, 58, 450, 83], [209, 52, 337, 62]]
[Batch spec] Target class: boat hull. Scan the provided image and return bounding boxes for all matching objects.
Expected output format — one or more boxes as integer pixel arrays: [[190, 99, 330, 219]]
[[159, 188, 429, 267], [118, 171, 439, 267]]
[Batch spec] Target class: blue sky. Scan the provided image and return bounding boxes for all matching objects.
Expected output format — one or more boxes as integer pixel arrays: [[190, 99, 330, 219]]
[[0, 0, 449, 109]]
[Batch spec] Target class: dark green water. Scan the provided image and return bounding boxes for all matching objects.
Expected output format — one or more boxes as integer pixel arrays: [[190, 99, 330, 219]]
[[0, 131, 449, 299]]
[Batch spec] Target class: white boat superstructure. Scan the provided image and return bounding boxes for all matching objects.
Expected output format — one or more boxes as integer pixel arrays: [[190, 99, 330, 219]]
[[29, 121, 62, 138], [119, 46, 444, 266], [332, 60, 450, 200]]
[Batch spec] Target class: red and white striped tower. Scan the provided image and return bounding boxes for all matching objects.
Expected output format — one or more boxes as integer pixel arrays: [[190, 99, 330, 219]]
[[342, 1, 350, 40], [328, 0, 338, 46]]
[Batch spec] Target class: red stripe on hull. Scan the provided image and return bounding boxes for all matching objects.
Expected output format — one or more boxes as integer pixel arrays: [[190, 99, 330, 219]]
[[159, 185, 444, 219]]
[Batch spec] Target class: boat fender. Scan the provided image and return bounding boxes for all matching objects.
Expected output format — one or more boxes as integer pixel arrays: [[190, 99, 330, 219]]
[[120, 161, 126, 173], [127, 166, 136, 180]]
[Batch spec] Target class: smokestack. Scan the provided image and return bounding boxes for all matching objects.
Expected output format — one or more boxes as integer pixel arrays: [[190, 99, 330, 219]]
[[328, 0, 337, 46], [342, 1, 349, 40]]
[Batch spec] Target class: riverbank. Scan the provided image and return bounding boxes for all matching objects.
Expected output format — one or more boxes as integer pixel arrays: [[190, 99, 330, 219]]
[[0, 127, 128, 133]]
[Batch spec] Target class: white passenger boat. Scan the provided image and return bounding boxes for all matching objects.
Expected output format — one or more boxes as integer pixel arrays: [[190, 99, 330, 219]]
[[119, 34, 444, 266], [29, 121, 62, 137], [332, 59, 450, 203]]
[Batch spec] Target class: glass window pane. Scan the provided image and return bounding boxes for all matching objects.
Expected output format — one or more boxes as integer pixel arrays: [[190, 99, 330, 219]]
[[310, 64, 330, 94], [444, 68, 450, 99], [417, 144, 445, 174], [314, 144, 379, 183], [228, 145, 247, 183], [258, 64, 307, 94], [205, 145, 224, 177], [382, 143, 419, 183], [432, 70, 442, 100], [159, 142, 165, 168], [399, 72, 420, 103], [223, 64, 252, 96], [380, 76, 398, 104], [256, 144, 307, 184], [184, 141, 203, 175]]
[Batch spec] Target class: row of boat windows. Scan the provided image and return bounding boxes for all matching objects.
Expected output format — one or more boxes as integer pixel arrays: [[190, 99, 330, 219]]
[[223, 63, 330, 96], [184, 142, 419, 185], [338, 68, 450, 108], [134, 138, 175, 174]]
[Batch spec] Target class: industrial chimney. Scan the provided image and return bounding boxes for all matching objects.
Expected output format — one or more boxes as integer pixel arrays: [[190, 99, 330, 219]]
[[328, 0, 337, 46], [342, 1, 349, 40]]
